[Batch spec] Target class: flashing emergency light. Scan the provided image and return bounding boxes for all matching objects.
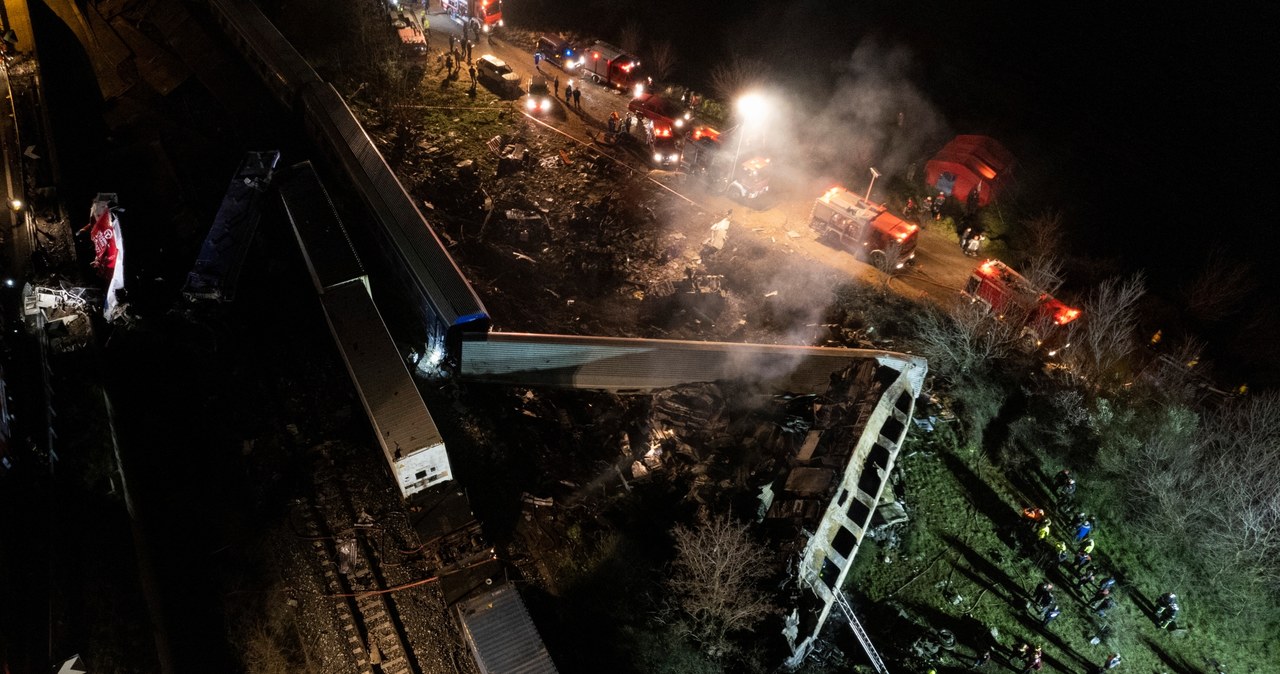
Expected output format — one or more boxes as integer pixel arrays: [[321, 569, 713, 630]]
[[978, 259, 998, 275], [1054, 306, 1082, 326], [654, 127, 672, 138]]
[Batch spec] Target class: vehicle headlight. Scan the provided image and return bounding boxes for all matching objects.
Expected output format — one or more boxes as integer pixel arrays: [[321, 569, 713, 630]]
[[540, 99, 551, 111], [525, 98, 536, 110], [498, 19, 504, 27], [483, 24, 491, 33], [675, 119, 684, 128], [653, 153, 663, 162], [668, 154, 679, 162]]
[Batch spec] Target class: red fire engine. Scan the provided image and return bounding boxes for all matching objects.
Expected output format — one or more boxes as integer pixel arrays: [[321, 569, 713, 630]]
[[964, 259, 1081, 351], [444, 0, 502, 34], [809, 186, 919, 268]]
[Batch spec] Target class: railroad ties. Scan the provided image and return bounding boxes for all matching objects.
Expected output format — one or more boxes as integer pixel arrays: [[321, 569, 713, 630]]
[[297, 462, 419, 674]]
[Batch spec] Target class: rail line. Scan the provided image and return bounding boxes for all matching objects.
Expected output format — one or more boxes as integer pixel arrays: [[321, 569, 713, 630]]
[[295, 463, 420, 674]]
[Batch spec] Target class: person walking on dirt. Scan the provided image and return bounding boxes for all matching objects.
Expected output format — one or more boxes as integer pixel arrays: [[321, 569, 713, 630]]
[[468, 64, 476, 85], [573, 87, 582, 109], [534, 50, 542, 70], [553, 75, 559, 97], [964, 233, 983, 257], [564, 82, 573, 104], [465, 39, 473, 64]]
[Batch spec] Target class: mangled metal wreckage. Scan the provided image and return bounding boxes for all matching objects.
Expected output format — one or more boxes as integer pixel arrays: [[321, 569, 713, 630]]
[[459, 332, 926, 665]]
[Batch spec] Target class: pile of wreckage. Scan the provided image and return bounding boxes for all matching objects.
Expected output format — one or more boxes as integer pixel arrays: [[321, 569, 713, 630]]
[[21, 282, 97, 352]]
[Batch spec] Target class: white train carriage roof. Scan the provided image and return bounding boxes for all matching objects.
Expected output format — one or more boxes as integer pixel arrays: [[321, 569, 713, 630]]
[[459, 332, 926, 395], [320, 280, 450, 492]]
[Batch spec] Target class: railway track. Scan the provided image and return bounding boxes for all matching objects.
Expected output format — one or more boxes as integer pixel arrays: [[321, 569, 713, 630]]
[[296, 462, 420, 674]]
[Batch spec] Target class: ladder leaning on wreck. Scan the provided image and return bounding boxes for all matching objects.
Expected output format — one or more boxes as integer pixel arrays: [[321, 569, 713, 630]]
[[835, 590, 890, 674]]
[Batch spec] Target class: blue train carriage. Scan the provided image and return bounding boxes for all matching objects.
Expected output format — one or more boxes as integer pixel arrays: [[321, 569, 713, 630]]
[[298, 83, 490, 370], [183, 150, 282, 302]]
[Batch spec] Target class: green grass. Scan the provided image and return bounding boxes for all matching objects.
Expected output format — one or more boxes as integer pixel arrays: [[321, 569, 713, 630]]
[[843, 414, 1276, 674]]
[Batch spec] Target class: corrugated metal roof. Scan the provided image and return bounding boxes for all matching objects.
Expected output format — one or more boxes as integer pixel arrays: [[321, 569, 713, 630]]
[[457, 585, 558, 674], [460, 332, 925, 394], [320, 281, 449, 496]]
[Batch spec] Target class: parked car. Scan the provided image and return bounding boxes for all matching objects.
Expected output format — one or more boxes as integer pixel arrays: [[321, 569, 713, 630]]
[[475, 54, 520, 96]]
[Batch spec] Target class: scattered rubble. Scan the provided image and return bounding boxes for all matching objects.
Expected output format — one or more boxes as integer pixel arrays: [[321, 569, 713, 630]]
[[21, 282, 96, 352]]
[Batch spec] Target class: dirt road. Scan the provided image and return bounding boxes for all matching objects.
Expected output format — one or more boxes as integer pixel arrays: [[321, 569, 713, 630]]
[[428, 14, 977, 310]]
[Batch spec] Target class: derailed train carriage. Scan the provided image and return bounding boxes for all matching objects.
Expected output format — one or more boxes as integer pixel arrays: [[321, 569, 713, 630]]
[[207, 0, 490, 370]]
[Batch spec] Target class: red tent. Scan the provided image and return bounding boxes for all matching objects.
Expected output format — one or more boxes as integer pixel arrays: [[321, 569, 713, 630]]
[[925, 135, 1015, 207]]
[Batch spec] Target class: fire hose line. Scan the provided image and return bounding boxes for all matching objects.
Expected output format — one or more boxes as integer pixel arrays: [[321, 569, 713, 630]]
[[325, 557, 496, 599], [519, 110, 703, 208]]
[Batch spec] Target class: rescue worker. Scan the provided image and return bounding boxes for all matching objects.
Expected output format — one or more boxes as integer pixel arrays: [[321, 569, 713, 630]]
[[1074, 516, 1094, 542], [1155, 592, 1179, 629], [1097, 652, 1122, 672], [534, 50, 542, 70], [964, 233, 983, 257], [553, 75, 559, 97], [1032, 581, 1055, 609], [1079, 537, 1096, 555], [564, 81, 573, 104], [573, 86, 582, 108], [1035, 518, 1052, 542]]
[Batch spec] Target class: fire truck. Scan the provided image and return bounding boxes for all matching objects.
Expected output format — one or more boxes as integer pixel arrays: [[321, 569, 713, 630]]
[[963, 259, 1082, 352], [809, 187, 918, 268], [579, 41, 647, 91], [443, 0, 502, 34], [678, 126, 771, 204]]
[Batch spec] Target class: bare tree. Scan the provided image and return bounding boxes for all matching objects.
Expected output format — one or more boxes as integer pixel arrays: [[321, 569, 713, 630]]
[[708, 53, 768, 102], [1020, 253, 1065, 297], [1183, 246, 1256, 322], [1064, 273, 1146, 388], [1197, 393, 1280, 603], [618, 20, 644, 56], [646, 39, 678, 84], [914, 300, 1021, 378], [667, 514, 777, 656], [1021, 211, 1066, 261], [871, 243, 908, 297]]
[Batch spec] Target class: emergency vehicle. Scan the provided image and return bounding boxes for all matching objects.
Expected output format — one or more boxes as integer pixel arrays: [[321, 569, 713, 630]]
[[579, 41, 647, 91], [644, 120, 681, 167], [964, 259, 1082, 351], [809, 186, 918, 268], [392, 13, 427, 57], [729, 157, 771, 202], [443, 0, 502, 34], [628, 93, 692, 130]]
